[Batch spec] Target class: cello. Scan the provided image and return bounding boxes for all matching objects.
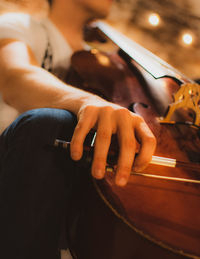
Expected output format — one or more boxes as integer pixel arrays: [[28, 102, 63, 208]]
[[61, 22, 200, 259]]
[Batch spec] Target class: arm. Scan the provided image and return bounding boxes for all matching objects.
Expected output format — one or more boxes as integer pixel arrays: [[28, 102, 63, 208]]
[[0, 39, 156, 186], [0, 39, 96, 114]]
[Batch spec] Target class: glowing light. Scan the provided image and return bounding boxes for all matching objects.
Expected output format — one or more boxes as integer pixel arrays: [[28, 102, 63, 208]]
[[182, 33, 193, 45], [96, 53, 110, 66], [148, 13, 160, 26]]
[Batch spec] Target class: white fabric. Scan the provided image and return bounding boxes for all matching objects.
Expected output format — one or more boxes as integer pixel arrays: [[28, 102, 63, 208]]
[[0, 12, 73, 133]]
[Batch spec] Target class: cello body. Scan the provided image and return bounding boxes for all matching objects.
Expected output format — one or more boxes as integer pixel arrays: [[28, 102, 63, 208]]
[[65, 23, 200, 259]]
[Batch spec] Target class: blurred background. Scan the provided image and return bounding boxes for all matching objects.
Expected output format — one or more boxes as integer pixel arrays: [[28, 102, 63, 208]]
[[0, 0, 199, 80]]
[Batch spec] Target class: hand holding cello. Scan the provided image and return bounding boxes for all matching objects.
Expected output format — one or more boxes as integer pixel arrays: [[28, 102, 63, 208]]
[[69, 96, 156, 186]]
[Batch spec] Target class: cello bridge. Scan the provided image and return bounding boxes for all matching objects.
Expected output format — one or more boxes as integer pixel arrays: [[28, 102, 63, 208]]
[[160, 83, 200, 126]]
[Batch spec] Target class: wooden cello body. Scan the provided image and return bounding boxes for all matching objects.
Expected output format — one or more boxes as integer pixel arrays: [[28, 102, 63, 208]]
[[65, 22, 200, 259]]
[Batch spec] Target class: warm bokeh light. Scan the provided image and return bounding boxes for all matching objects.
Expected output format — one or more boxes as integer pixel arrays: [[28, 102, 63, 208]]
[[182, 33, 193, 45], [148, 13, 160, 26]]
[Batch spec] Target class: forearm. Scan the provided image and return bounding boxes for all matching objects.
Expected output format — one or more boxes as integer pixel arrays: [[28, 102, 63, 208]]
[[1, 64, 99, 114]]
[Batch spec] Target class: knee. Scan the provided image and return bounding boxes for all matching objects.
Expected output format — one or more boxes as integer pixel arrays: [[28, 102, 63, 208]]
[[5, 108, 77, 145]]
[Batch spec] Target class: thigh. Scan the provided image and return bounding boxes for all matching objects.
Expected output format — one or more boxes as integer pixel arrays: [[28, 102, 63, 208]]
[[0, 108, 77, 145], [0, 108, 80, 259]]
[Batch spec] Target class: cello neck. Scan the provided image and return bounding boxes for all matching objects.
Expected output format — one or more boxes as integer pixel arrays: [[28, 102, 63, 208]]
[[93, 21, 194, 85]]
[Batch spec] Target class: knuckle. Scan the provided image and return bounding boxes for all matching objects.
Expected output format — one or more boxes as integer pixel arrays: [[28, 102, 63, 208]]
[[134, 113, 145, 123], [93, 156, 106, 165], [101, 105, 113, 113], [117, 164, 132, 173], [117, 107, 130, 117], [70, 139, 80, 151], [75, 121, 85, 131], [97, 130, 110, 141], [122, 137, 135, 149], [81, 105, 96, 115], [84, 105, 93, 111], [146, 134, 157, 147], [71, 135, 82, 149]]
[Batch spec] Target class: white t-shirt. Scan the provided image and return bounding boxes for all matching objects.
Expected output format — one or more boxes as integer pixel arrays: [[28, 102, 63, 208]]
[[0, 12, 73, 133]]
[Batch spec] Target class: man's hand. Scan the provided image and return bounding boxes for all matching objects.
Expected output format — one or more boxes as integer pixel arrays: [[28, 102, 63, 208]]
[[70, 97, 156, 186]]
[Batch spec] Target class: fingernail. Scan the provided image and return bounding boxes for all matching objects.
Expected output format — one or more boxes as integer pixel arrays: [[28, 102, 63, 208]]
[[133, 166, 140, 172], [117, 177, 127, 186], [71, 152, 80, 160], [133, 166, 144, 172], [94, 169, 104, 179]]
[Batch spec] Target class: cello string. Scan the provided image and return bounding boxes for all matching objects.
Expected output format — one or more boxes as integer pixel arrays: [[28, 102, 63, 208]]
[[132, 172, 200, 184], [105, 166, 200, 184]]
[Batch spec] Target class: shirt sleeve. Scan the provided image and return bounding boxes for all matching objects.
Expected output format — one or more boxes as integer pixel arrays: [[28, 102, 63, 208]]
[[0, 13, 47, 65]]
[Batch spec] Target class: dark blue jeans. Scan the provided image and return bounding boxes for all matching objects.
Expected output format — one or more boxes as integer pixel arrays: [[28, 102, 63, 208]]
[[0, 108, 88, 259]]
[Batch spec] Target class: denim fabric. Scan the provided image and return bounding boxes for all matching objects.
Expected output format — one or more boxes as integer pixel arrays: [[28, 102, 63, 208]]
[[0, 108, 84, 259]]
